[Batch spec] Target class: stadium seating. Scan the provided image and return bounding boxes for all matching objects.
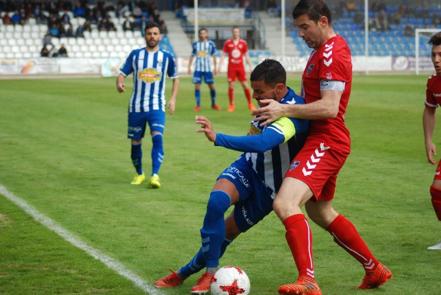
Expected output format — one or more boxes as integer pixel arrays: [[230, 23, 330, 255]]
[[290, 5, 441, 57]]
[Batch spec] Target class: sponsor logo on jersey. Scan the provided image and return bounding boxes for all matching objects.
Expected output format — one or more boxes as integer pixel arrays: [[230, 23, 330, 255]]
[[289, 161, 300, 170], [197, 50, 207, 57], [138, 68, 161, 83], [434, 93, 441, 97], [231, 48, 241, 58]]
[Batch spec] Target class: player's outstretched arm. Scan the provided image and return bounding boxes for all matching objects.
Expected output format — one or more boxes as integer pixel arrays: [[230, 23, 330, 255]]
[[423, 106, 437, 164], [196, 115, 217, 142], [187, 56, 194, 75], [116, 74, 126, 93]]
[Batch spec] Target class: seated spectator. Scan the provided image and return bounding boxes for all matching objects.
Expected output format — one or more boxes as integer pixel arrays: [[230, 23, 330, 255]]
[[62, 22, 74, 37], [345, 0, 357, 12], [404, 25, 414, 37], [11, 11, 22, 25], [57, 44, 68, 57], [40, 45, 50, 57], [375, 9, 388, 31], [2, 13, 12, 25], [122, 16, 133, 31], [75, 19, 91, 37]]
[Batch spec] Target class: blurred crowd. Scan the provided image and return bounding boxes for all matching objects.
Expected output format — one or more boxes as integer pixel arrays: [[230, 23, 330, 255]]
[[0, 0, 168, 37]]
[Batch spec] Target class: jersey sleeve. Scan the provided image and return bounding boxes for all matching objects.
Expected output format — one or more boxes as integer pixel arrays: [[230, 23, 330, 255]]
[[267, 117, 296, 143], [167, 54, 178, 79], [214, 127, 285, 153], [210, 41, 217, 56], [119, 50, 135, 76], [425, 78, 437, 108], [318, 42, 351, 83]]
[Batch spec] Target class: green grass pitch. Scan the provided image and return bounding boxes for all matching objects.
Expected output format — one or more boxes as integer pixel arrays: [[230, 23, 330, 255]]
[[0, 74, 440, 294]]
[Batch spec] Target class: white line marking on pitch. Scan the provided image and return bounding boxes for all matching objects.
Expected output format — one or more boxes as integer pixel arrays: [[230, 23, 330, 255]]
[[0, 184, 163, 295]]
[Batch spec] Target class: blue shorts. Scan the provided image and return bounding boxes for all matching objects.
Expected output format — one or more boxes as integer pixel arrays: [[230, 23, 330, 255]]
[[193, 71, 214, 84], [127, 111, 165, 140], [217, 157, 274, 233]]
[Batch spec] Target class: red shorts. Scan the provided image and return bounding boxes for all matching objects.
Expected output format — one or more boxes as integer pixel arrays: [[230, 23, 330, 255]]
[[434, 160, 441, 181], [227, 65, 246, 82], [285, 138, 350, 201]]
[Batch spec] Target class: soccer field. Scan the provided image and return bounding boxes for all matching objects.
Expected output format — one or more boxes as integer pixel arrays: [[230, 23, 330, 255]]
[[0, 75, 440, 295]]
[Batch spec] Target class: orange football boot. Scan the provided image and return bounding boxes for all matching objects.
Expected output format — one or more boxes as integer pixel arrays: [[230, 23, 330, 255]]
[[358, 263, 392, 289], [278, 276, 322, 295]]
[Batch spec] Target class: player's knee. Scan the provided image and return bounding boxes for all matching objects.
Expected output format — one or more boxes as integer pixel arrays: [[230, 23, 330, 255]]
[[207, 191, 231, 217], [430, 185, 441, 221], [272, 197, 286, 219]]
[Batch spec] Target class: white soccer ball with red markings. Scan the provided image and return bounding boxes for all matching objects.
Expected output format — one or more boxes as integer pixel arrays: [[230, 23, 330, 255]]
[[210, 266, 250, 295]]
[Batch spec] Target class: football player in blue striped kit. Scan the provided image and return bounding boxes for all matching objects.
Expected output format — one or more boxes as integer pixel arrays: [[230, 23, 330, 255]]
[[116, 21, 179, 188], [188, 27, 221, 112], [155, 59, 309, 294]]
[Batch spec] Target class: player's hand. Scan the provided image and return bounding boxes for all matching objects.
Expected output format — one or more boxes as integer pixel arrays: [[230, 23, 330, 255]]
[[252, 99, 285, 126], [168, 98, 176, 115], [426, 142, 437, 165], [196, 115, 216, 142], [116, 81, 125, 93]]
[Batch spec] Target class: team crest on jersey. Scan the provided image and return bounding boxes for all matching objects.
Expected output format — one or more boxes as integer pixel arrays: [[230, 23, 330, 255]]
[[325, 72, 333, 80], [306, 64, 314, 74], [197, 50, 207, 57], [289, 161, 301, 171], [232, 49, 241, 58], [138, 68, 161, 83]]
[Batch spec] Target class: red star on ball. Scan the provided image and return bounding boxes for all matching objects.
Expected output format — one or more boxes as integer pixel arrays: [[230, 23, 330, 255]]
[[220, 279, 246, 295]]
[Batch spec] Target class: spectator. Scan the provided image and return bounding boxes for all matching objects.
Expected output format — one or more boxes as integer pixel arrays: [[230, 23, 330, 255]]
[[122, 16, 133, 31], [2, 12, 11, 25], [40, 45, 50, 57], [42, 33, 54, 48], [57, 44, 68, 57], [404, 25, 414, 37], [375, 9, 388, 31]]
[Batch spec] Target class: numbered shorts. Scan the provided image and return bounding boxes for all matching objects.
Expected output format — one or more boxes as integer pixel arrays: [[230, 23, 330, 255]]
[[218, 157, 274, 232], [227, 65, 246, 82], [127, 110, 165, 140], [285, 138, 350, 201], [434, 160, 441, 181], [193, 71, 214, 84]]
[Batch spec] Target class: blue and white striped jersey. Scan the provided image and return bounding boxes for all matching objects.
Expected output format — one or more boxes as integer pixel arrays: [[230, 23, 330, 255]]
[[243, 89, 308, 197], [120, 48, 178, 113], [191, 40, 217, 72]]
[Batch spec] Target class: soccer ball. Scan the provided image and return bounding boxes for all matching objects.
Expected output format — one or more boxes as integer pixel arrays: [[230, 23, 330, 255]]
[[210, 266, 250, 295]]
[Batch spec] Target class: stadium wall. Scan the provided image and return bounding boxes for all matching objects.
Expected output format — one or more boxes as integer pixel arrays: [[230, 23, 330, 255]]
[[0, 56, 433, 77]]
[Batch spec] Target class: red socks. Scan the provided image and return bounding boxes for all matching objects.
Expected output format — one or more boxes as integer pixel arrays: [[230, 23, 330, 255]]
[[430, 185, 441, 220], [283, 214, 315, 279], [328, 215, 378, 271], [228, 87, 234, 105], [244, 88, 252, 104]]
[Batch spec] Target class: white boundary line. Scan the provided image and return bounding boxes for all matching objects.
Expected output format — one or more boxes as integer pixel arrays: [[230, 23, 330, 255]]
[[0, 184, 163, 295]]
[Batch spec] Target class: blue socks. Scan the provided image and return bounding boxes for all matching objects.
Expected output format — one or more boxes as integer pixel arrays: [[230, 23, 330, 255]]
[[178, 238, 231, 279], [131, 144, 143, 175], [210, 89, 217, 106], [195, 89, 201, 107], [151, 134, 163, 175], [200, 190, 231, 268]]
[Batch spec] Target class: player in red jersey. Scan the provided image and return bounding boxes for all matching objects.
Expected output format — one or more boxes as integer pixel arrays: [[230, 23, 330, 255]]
[[423, 31, 441, 251], [219, 26, 255, 112], [253, 1, 391, 294]]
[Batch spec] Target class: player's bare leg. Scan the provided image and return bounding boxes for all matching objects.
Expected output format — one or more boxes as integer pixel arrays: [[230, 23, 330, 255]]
[[228, 81, 235, 112], [239, 80, 255, 111], [130, 139, 145, 185], [428, 179, 441, 250], [194, 83, 201, 112], [305, 200, 392, 289], [208, 83, 220, 110], [273, 178, 321, 295]]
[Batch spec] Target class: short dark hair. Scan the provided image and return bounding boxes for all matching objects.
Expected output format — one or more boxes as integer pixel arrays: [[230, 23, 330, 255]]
[[199, 27, 207, 34], [232, 26, 240, 30], [429, 32, 441, 46], [144, 21, 160, 34], [292, 0, 332, 24], [250, 59, 286, 86]]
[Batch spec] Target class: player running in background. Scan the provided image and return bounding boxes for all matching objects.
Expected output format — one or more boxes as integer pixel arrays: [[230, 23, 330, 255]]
[[423, 31, 441, 251], [154, 59, 309, 294], [116, 21, 179, 189], [188, 27, 221, 112], [219, 26, 255, 112], [253, 1, 391, 294]]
